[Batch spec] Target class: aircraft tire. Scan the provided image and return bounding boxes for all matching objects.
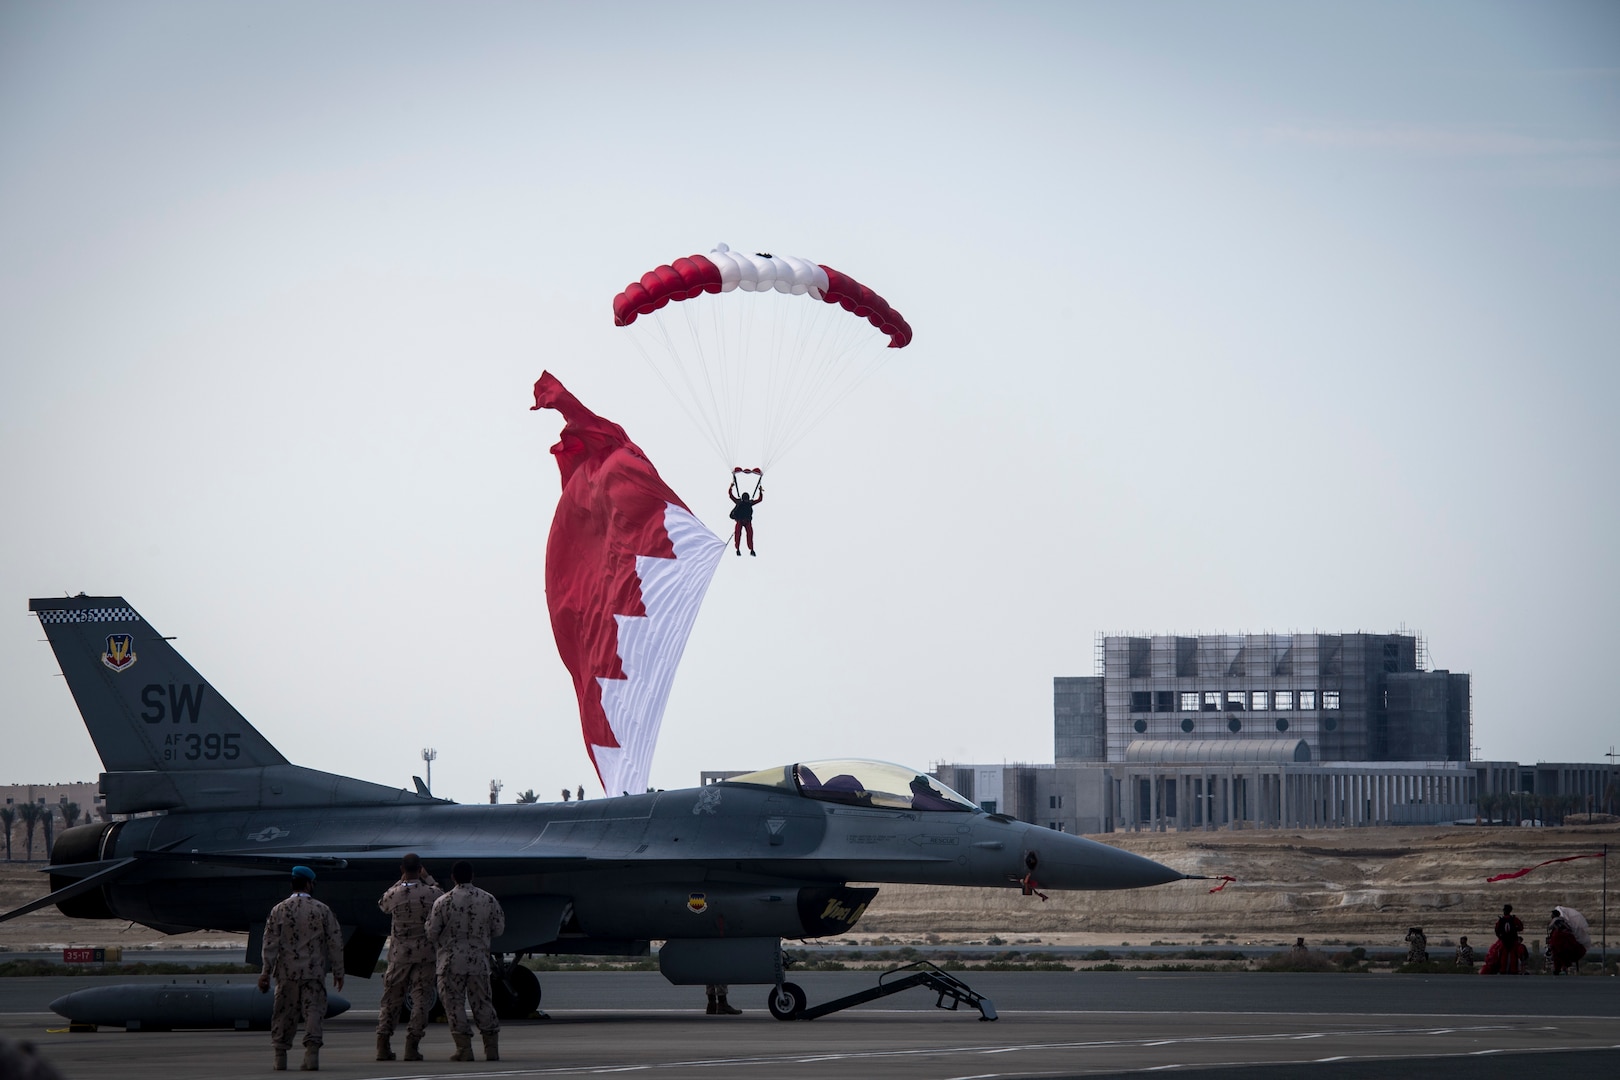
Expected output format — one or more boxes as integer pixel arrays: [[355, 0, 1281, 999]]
[[766, 981, 806, 1021], [491, 963, 542, 1019]]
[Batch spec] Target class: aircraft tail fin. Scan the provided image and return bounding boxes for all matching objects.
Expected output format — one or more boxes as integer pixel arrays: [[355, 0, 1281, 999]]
[[30, 595, 428, 813], [30, 595, 286, 773]]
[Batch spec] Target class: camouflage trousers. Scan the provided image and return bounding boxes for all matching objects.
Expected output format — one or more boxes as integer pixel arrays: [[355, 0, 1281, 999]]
[[438, 971, 499, 1037], [376, 958, 435, 1039], [270, 978, 327, 1050]]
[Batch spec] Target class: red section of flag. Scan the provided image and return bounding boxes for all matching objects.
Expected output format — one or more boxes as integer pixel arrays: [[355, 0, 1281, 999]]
[[531, 372, 689, 785], [1485, 851, 1606, 883]]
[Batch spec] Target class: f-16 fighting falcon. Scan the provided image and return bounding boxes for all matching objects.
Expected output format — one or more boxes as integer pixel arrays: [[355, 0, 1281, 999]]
[[3, 594, 1187, 1019]]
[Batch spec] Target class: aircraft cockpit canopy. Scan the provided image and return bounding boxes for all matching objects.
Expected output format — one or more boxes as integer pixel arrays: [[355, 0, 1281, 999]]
[[722, 759, 980, 813]]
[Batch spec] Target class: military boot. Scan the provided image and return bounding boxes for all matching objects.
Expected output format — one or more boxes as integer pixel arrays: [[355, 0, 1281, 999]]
[[376, 1033, 395, 1061], [705, 987, 718, 1014], [300, 1045, 319, 1071], [273, 1049, 287, 1071], [714, 991, 742, 1015], [482, 1033, 500, 1061], [450, 1033, 475, 1061], [403, 1034, 423, 1061]]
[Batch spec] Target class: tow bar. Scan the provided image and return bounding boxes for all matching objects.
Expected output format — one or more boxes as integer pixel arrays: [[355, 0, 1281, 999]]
[[770, 960, 997, 1021]]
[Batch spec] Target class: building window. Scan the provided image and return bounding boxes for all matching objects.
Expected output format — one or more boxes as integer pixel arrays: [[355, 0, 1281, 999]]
[[1181, 718, 1195, 733], [1055, 821, 1065, 832], [1275, 718, 1289, 732], [1154, 691, 1175, 713], [1251, 691, 1270, 711], [1048, 794, 1063, 809], [1203, 692, 1221, 711], [1276, 690, 1294, 710], [980, 801, 998, 814], [1130, 691, 1153, 713], [1180, 692, 1200, 712], [1133, 719, 1147, 733], [1228, 717, 1243, 733], [1300, 690, 1317, 710], [1323, 691, 1341, 710], [1226, 691, 1247, 711]]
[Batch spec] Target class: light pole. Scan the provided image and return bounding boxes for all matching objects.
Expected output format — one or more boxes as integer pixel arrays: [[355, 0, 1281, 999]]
[[1606, 747, 1617, 817], [421, 748, 437, 795], [489, 779, 503, 805]]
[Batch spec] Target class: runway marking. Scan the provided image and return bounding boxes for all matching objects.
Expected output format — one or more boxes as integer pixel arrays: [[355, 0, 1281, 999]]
[[337, 1022, 1572, 1079]]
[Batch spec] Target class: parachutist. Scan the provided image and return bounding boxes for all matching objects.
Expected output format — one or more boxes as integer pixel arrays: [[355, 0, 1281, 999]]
[[728, 479, 763, 557]]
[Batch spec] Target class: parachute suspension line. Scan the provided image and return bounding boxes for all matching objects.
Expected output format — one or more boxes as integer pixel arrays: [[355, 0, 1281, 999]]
[[674, 299, 735, 465], [707, 294, 743, 471], [639, 316, 731, 465], [623, 330, 719, 459], [758, 291, 798, 472], [757, 298, 887, 468], [732, 291, 760, 471], [764, 312, 896, 467], [758, 293, 844, 471]]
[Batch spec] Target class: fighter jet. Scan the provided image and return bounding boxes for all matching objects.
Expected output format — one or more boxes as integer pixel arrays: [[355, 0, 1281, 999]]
[[4, 594, 1185, 1018]]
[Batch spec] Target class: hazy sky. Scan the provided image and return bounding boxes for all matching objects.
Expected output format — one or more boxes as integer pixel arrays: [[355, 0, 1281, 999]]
[[3, 2, 1616, 805]]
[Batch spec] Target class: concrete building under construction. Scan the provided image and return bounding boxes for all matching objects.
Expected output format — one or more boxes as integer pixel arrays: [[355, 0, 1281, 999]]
[[936, 629, 1503, 833], [1057, 632, 1471, 766]]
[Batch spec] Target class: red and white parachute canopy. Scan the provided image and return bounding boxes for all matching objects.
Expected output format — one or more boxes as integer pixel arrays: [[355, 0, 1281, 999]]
[[612, 243, 911, 471], [532, 372, 726, 797]]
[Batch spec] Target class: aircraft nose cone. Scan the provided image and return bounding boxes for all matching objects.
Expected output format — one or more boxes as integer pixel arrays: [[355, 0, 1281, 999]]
[[1030, 831, 1183, 890]]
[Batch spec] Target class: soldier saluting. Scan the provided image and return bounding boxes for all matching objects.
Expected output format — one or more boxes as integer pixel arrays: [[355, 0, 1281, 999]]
[[375, 853, 442, 1062], [427, 860, 506, 1062], [257, 866, 344, 1072]]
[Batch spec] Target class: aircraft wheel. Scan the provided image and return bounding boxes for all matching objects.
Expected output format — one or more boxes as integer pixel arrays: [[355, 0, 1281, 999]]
[[766, 981, 806, 1021], [491, 963, 542, 1019]]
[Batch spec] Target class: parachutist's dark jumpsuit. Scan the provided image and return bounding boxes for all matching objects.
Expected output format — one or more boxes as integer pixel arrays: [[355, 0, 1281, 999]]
[[728, 490, 762, 554]]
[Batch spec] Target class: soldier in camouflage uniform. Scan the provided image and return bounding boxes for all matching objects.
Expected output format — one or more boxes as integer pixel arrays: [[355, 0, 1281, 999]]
[[374, 853, 442, 1062], [426, 860, 506, 1062], [257, 866, 345, 1072]]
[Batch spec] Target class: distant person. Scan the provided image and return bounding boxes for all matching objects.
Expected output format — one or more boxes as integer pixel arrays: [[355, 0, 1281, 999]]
[[727, 480, 763, 556], [1404, 926, 1428, 964], [375, 854, 443, 1062], [577, 784, 586, 802], [1483, 903, 1526, 974], [257, 866, 344, 1072], [1454, 936, 1475, 968], [1546, 909, 1586, 975], [705, 983, 741, 1015], [427, 860, 506, 1062], [1289, 937, 1309, 961]]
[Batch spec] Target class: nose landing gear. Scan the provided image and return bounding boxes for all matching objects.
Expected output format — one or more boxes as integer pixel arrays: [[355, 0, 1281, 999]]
[[766, 981, 806, 1020]]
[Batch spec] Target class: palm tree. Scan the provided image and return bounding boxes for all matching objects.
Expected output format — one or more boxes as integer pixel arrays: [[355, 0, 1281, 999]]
[[515, 790, 539, 804], [0, 806, 14, 861], [61, 801, 81, 829], [17, 802, 41, 862]]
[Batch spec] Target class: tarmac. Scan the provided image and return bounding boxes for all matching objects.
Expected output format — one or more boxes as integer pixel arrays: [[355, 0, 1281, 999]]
[[3, 970, 1618, 1080]]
